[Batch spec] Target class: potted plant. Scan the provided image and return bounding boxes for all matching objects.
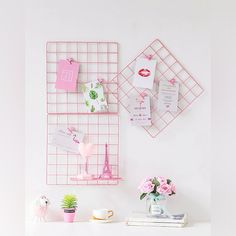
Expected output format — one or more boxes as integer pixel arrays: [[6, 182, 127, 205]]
[[61, 194, 78, 223], [138, 176, 176, 217]]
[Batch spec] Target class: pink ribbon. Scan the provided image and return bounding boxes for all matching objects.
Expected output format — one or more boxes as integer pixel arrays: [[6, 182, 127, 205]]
[[67, 127, 75, 133], [145, 54, 153, 60], [67, 127, 80, 143], [137, 92, 147, 103], [169, 78, 176, 85], [67, 58, 73, 64], [97, 78, 104, 83]]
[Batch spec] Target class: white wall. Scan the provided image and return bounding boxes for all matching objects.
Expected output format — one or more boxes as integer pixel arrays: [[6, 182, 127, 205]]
[[0, 2, 25, 236], [25, 0, 210, 226], [212, 1, 236, 235]]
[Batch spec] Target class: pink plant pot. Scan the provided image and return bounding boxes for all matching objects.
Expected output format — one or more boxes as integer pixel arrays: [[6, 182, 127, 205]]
[[64, 211, 76, 223]]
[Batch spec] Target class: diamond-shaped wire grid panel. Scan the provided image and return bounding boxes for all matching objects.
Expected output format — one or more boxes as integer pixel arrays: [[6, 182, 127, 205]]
[[110, 39, 204, 138]]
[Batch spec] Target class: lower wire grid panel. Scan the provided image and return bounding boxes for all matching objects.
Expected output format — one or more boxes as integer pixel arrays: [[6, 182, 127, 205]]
[[46, 114, 120, 185]]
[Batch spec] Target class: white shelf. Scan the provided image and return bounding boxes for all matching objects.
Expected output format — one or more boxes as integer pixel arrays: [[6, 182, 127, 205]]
[[26, 221, 210, 236]]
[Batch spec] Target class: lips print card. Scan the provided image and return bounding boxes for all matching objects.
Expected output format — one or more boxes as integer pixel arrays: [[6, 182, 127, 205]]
[[56, 59, 80, 92], [81, 81, 108, 113], [157, 79, 179, 112], [130, 95, 151, 126], [132, 58, 157, 89]]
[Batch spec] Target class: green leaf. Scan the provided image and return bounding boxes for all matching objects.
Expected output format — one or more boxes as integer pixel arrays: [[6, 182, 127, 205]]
[[152, 177, 160, 186], [140, 193, 147, 200], [89, 90, 98, 100], [167, 179, 171, 184], [91, 105, 95, 112], [61, 194, 78, 209], [80, 84, 87, 93], [85, 100, 89, 107], [95, 82, 102, 89], [153, 185, 157, 193]]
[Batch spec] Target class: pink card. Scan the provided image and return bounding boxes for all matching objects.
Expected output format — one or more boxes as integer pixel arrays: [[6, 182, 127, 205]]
[[56, 59, 80, 92]]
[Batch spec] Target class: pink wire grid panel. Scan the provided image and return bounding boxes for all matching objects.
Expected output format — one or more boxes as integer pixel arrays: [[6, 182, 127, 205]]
[[46, 41, 119, 114], [110, 39, 204, 138], [47, 114, 119, 185], [46, 42, 120, 185]]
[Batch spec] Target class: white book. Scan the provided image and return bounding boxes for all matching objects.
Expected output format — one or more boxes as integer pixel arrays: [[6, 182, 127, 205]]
[[127, 213, 187, 224], [127, 221, 186, 228]]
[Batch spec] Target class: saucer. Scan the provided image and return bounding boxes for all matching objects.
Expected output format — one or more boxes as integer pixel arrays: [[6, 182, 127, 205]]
[[89, 217, 112, 223]]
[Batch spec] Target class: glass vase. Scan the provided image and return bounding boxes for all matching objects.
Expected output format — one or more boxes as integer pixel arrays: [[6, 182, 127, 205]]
[[146, 193, 167, 217]]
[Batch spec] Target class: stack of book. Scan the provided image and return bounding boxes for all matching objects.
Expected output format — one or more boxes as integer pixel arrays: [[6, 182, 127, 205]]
[[126, 213, 187, 228]]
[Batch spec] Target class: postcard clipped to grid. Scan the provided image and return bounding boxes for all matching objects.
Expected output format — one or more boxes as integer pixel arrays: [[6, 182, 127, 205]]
[[132, 58, 157, 89], [157, 79, 179, 112], [51, 127, 84, 153], [56, 59, 80, 92], [130, 96, 151, 126]]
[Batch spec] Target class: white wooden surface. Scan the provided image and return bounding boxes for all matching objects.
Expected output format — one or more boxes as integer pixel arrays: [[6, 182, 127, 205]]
[[27, 221, 210, 236]]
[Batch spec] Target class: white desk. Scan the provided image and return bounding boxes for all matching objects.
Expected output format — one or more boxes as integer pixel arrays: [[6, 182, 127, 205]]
[[27, 221, 210, 236]]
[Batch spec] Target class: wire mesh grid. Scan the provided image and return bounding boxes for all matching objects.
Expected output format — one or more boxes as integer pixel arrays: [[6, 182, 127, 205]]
[[110, 39, 204, 138], [47, 114, 119, 185], [46, 41, 120, 185], [46, 41, 119, 114]]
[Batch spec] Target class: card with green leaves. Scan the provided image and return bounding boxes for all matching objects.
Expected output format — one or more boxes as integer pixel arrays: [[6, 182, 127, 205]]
[[81, 81, 108, 113]]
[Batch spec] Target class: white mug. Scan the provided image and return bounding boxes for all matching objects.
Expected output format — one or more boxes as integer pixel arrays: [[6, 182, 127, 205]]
[[92, 209, 113, 220]]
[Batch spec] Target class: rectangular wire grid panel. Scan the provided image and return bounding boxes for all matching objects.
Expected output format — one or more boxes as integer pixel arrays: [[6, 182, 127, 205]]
[[47, 114, 119, 185], [110, 39, 204, 138], [46, 42, 119, 114], [46, 42, 120, 185]]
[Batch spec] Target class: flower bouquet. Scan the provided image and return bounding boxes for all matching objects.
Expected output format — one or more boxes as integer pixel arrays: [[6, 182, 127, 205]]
[[138, 176, 176, 216]]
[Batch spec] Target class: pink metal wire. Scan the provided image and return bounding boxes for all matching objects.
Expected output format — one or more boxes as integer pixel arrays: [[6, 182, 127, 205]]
[[46, 41, 120, 185], [110, 39, 204, 138]]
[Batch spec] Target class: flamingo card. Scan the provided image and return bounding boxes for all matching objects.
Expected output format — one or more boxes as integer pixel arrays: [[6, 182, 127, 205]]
[[56, 59, 80, 92], [130, 96, 151, 126], [132, 58, 157, 89], [51, 127, 84, 153]]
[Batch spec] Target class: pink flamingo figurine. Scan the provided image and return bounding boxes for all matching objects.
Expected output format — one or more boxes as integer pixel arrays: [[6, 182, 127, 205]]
[[77, 142, 96, 180]]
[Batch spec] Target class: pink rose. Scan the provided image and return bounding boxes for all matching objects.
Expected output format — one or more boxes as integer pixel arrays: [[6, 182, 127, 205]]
[[156, 176, 167, 184], [170, 183, 176, 193], [157, 183, 172, 195], [144, 177, 153, 182], [138, 180, 154, 193]]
